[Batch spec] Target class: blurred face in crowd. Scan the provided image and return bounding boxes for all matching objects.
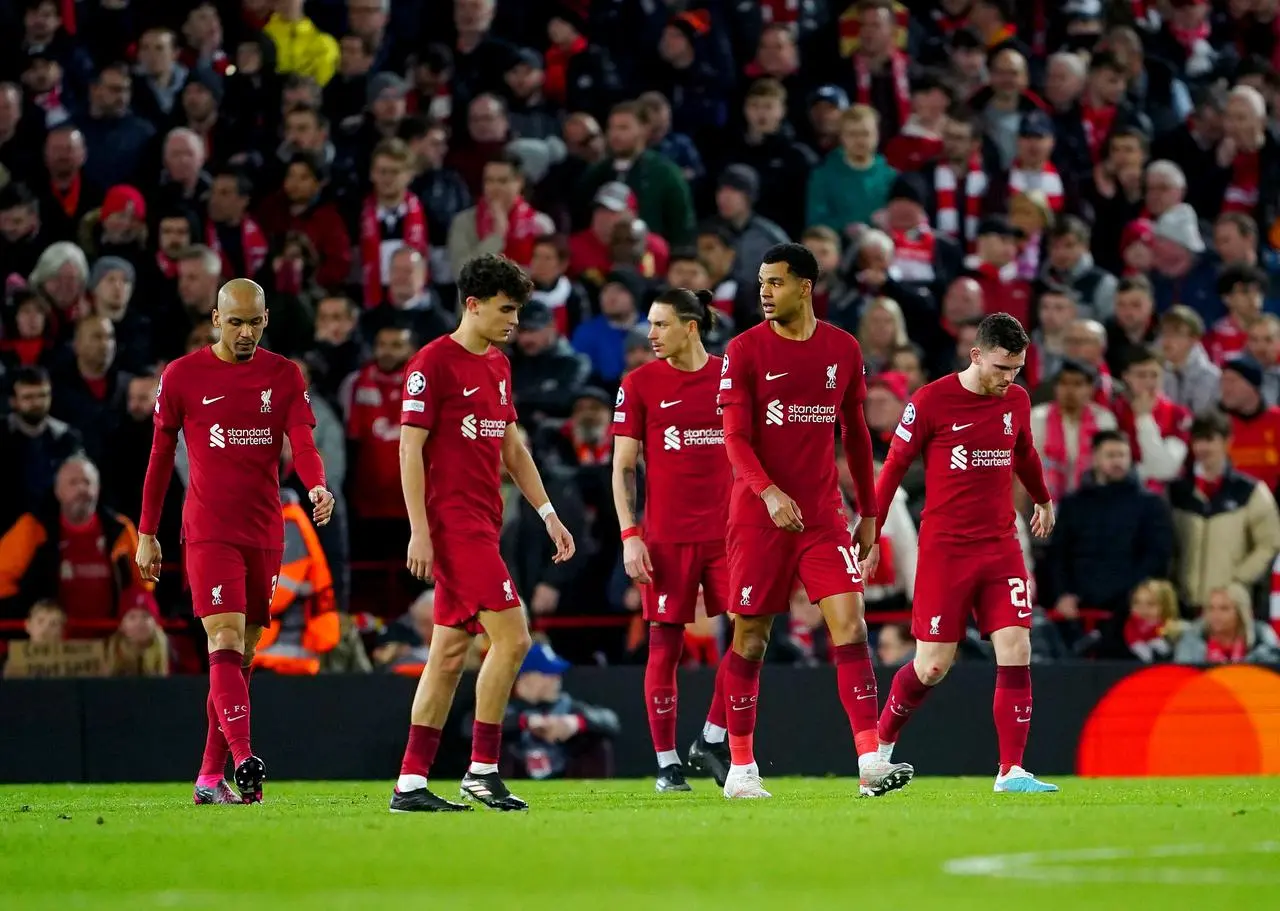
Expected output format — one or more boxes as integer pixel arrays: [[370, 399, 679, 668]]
[[0, 83, 20, 135], [809, 100, 843, 145], [861, 304, 899, 350], [913, 86, 950, 124], [666, 256, 708, 290], [281, 80, 319, 114], [697, 232, 735, 281], [26, 604, 65, 645], [889, 348, 925, 391], [1151, 236, 1192, 278], [93, 269, 133, 319], [45, 262, 86, 309], [127, 375, 159, 421], [24, 1, 59, 43], [990, 51, 1027, 99], [315, 297, 356, 344], [0, 201, 37, 241], [804, 236, 841, 277], [1108, 133, 1146, 175], [1213, 220, 1255, 265], [184, 3, 223, 50], [158, 216, 192, 257], [348, 0, 388, 39], [1144, 170, 1183, 218], [416, 125, 448, 170], [1191, 428, 1228, 474], [1130, 584, 1163, 624], [371, 152, 410, 200], [877, 625, 914, 666], [467, 95, 507, 143], [745, 94, 785, 136], [55, 459, 99, 523], [1204, 590, 1242, 642], [339, 35, 373, 78], [516, 321, 555, 356], [1045, 56, 1084, 109], [942, 119, 977, 167], [178, 257, 218, 309], [607, 110, 646, 159], [1223, 280, 1264, 321], [505, 61, 544, 101], [482, 160, 521, 210], [1247, 318, 1280, 366], [757, 26, 797, 75], [236, 38, 263, 75], [572, 394, 610, 440], [374, 327, 414, 374], [120, 607, 157, 647], [45, 128, 85, 180], [858, 7, 893, 57], [885, 197, 924, 234], [1123, 357, 1162, 400], [1088, 63, 1127, 106], [1016, 132, 1053, 170], [716, 185, 751, 222], [1054, 369, 1093, 412], [11, 378, 52, 426], [182, 82, 218, 124], [943, 277, 983, 324], [455, 0, 494, 33], [1037, 291, 1077, 335], [23, 57, 61, 95], [529, 241, 566, 285], [590, 203, 626, 243], [864, 384, 904, 432], [209, 175, 248, 223], [388, 249, 428, 305], [952, 45, 987, 83], [284, 161, 321, 205], [1093, 437, 1132, 482], [1114, 288, 1153, 333], [75, 317, 116, 374], [1048, 232, 1084, 272], [599, 281, 636, 320], [15, 298, 48, 339], [1009, 193, 1047, 238], [138, 29, 177, 78], [92, 68, 132, 119], [285, 110, 325, 151], [1220, 368, 1260, 412], [659, 26, 694, 67], [1159, 322, 1196, 365], [187, 322, 217, 351], [976, 232, 1016, 267], [371, 86, 406, 126], [1225, 93, 1264, 146], [164, 132, 204, 184], [840, 115, 877, 162], [1064, 321, 1104, 365]]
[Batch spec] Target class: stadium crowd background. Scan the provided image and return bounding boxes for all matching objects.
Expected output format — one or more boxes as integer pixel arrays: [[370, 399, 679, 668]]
[[1, 0, 1280, 678]]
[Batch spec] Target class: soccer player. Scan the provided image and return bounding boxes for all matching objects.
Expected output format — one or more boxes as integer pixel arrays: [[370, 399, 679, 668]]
[[718, 243, 914, 799], [135, 279, 334, 805], [872, 312, 1059, 793], [391, 254, 575, 813], [612, 288, 733, 792]]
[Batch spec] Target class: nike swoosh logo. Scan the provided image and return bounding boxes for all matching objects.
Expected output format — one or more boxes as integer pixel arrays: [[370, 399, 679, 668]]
[[1016, 716, 1031, 723], [659, 400, 682, 408], [462, 387, 479, 397], [202, 396, 225, 405], [952, 422, 974, 431], [1017, 610, 1033, 619], [765, 372, 788, 381], [655, 707, 675, 714], [856, 694, 876, 700], [731, 704, 755, 711], [225, 714, 246, 722]]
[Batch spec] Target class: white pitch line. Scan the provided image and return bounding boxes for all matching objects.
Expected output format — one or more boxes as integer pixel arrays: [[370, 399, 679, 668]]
[[943, 842, 1280, 885]]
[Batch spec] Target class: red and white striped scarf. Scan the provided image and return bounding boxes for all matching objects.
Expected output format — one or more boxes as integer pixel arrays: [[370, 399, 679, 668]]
[[1223, 149, 1260, 214], [889, 223, 936, 284], [934, 154, 987, 250], [856, 51, 910, 132], [1081, 101, 1118, 163], [1009, 160, 1064, 212], [205, 217, 268, 279]]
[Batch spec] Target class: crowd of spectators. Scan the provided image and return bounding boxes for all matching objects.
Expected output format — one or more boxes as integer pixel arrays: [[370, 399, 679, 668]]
[[2, 0, 1280, 675]]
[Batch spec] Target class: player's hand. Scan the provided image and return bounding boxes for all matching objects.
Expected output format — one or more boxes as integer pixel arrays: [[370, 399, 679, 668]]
[[853, 516, 876, 560], [622, 536, 654, 584], [545, 513, 575, 563], [135, 534, 163, 583], [761, 485, 804, 532], [406, 532, 434, 582], [1054, 593, 1080, 621], [857, 541, 880, 580], [531, 582, 560, 615], [308, 487, 335, 527], [1031, 501, 1055, 539]]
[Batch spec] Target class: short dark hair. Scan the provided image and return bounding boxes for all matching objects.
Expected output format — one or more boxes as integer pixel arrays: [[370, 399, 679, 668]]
[[396, 113, 433, 143], [213, 167, 253, 198], [1050, 215, 1090, 245], [484, 149, 524, 177], [1091, 428, 1129, 451], [285, 105, 328, 131], [1107, 124, 1149, 155], [696, 220, 735, 248], [1218, 263, 1269, 297], [1216, 211, 1258, 240], [975, 313, 1029, 354], [457, 254, 534, 305], [1089, 49, 1127, 75], [287, 150, 328, 183], [0, 181, 38, 214], [1122, 346, 1161, 372], [1190, 411, 1232, 441], [1116, 274, 1153, 298], [532, 233, 569, 262], [11, 365, 50, 389], [375, 315, 418, 346], [654, 287, 717, 335], [761, 243, 819, 283]]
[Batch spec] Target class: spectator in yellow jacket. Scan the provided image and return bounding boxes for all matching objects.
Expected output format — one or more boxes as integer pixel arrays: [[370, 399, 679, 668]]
[[264, 0, 341, 87]]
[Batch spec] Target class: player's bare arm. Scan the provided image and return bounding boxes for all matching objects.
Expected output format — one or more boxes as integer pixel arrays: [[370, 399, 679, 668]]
[[501, 423, 575, 563], [400, 424, 434, 581], [136, 533, 163, 583], [1030, 501, 1055, 538], [611, 434, 653, 584]]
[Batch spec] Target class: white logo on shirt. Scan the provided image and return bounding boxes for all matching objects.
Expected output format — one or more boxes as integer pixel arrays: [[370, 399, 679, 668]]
[[929, 615, 940, 635], [212, 585, 223, 607], [462, 414, 478, 440], [740, 586, 753, 606], [499, 380, 508, 406], [1004, 411, 1014, 435], [461, 413, 505, 440], [503, 579, 514, 602], [154, 379, 162, 414], [902, 403, 916, 425], [660, 400, 682, 408], [406, 371, 426, 396], [260, 389, 272, 413], [209, 423, 226, 448], [663, 426, 681, 450], [950, 445, 968, 470], [615, 386, 625, 406], [765, 400, 785, 425], [765, 371, 788, 381], [765, 399, 835, 426], [720, 355, 729, 376], [657, 594, 668, 614], [952, 422, 974, 431], [202, 395, 225, 405], [463, 387, 480, 397], [826, 364, 837, 389], [270, 575, 278, 599]]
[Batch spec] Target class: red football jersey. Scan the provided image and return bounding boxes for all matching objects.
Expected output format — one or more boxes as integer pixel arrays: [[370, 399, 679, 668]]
[[400, 336, 517, 542], [154, 346, 315, 548], [614, 356, 730, 543], [719, 321, 867, 529], [345, 363, 408, 519], [879, 374, 1040, 546]]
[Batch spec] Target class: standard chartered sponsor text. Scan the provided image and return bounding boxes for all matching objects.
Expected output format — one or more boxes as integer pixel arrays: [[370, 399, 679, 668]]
[[226, 427, 274, 445], [970, 449, 1012, 467], [786, 404, 837, 423]]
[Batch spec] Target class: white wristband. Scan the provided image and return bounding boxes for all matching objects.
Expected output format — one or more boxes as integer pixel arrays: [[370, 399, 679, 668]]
[[537, 502, 556, 520]]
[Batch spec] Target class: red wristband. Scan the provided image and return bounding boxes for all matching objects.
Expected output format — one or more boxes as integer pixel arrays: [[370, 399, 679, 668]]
[[621, 526, 642, 542]]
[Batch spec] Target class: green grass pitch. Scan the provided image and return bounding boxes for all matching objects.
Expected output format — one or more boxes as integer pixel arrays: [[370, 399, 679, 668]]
[[2, 777, 1278, 910]]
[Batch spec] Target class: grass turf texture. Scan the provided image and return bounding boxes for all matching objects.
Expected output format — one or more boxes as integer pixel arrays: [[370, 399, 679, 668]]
[[2, 777, 1278, 910]]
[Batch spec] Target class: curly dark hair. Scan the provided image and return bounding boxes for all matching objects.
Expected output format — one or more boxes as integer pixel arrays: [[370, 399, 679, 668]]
[[457, 253, 534, 305], [975, 313, 1029, 354]]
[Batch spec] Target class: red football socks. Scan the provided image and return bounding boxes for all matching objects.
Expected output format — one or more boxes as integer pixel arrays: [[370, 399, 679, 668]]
[[644, 624, 685, 753], [471, 720, 502, 766], [208, 649, 252, 766], [877, 661, 934, 745], [199, 663, 253, 782], [724, 650, 763, 766], [400, 724, 443, 778], [833, 642, 880, 757], [994, 664, 1032, 775], [705, 646, 730, 730]]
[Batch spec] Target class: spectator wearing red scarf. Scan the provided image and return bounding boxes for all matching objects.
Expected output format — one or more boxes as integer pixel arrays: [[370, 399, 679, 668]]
[[1054, 51, 1151, 183], [1114, 349, 1191, 493], [360, 138, 428, 308], [446, 151, 554, 273], [963, 216, 1032, 326], [1206, 86, 1280, 231], [882, 71, 949, 173], [544, 8, 620, 120], [254, 151, 352, 289], [847, 0, 911, 141]]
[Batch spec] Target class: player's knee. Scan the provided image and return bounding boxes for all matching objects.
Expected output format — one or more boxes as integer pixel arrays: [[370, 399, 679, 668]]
[[435, 648, 468, 678], [914, 659, 951, 686], [207, 626, 244, 653], [735, 631, 769, 661], [994, 636, 1031, 666], [494, 627, 533, 661]]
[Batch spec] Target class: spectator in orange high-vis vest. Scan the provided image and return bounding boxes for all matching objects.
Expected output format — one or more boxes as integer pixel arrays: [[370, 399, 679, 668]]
[[253, 490, 339, 675]]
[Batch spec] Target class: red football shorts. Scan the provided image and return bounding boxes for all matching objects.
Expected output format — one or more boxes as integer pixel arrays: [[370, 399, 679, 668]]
[[727, 523, 862, 616], [912, 539, 1031, 642], [641, 539, 730, 624], [432, 536, 522, 635], [185, 542, 282, 629]]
